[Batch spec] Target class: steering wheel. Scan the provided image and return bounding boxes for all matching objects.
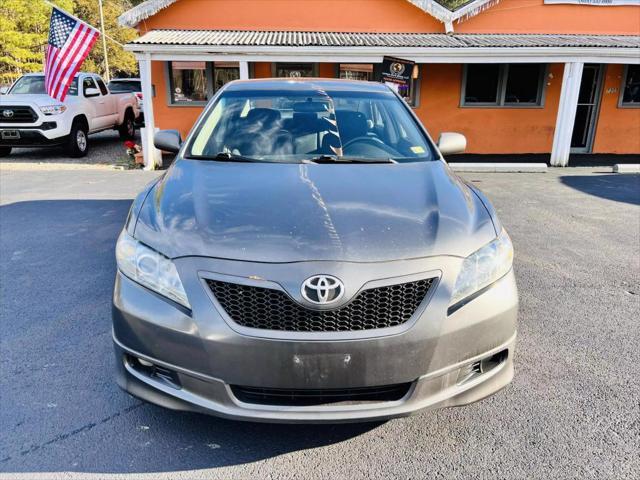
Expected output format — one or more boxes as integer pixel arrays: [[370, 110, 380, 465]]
[[341, 136, 386, 150]]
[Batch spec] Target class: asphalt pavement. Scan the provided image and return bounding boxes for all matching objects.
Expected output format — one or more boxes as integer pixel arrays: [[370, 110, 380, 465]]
[[0, 161, 638, 479]]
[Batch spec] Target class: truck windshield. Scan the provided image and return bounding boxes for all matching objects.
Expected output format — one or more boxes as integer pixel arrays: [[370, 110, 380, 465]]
[[187, 88, 435, 163], [10, 76, 78, 96]]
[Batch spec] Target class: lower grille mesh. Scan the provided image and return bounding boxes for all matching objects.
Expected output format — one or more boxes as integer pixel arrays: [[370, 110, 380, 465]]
[[206, 277, 434, 332], [231, 383, 412, 406]]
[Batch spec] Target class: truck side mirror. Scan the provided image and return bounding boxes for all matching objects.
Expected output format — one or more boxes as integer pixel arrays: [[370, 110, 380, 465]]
[[154, 129, 182, 153], [0, 86, 8, 95], [84, 87, 100, 98], [437, 132, 467, 156]]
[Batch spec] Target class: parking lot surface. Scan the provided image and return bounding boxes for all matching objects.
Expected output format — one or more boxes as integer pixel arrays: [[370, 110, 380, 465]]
[[1, 161, 639, 479]]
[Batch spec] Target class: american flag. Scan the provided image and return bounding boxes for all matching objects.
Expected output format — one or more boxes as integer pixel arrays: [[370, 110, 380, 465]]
[[45, 7, 100, 101]]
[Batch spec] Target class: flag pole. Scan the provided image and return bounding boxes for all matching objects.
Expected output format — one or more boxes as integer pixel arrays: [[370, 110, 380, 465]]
[[98, 0, 110, 82]]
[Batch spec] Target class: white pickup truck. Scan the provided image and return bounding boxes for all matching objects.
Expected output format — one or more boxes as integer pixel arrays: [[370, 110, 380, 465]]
[[0, 72, 139, 158]]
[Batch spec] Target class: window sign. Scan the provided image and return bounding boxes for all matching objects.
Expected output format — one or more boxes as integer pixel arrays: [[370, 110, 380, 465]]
[[381, 56, 414, 100]]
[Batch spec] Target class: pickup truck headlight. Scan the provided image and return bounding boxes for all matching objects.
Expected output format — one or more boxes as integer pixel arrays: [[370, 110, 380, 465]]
[[39, 105, 67, 115], [116, 231, 190, 309], [450, 229, 513, 308]]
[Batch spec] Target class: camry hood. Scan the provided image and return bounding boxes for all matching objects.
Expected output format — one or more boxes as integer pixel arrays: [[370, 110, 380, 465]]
[[134, 159, 497, 263]]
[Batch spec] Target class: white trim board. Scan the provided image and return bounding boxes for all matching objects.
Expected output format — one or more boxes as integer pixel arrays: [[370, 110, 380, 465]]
[[127, 46, 640, 64]]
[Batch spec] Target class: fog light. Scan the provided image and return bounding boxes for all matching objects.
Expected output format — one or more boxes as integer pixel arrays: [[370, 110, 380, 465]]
[[457, 350, 508, 385]]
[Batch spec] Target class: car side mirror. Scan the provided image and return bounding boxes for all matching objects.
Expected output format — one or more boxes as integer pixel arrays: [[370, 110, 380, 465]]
[[0, 86, 8, 95], [437, 132, 467, 156], [154, 129, 182, 153], [85, 87, 100, 98]]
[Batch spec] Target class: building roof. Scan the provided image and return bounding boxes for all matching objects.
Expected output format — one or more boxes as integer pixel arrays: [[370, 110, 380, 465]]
[[128, 29, 640, 49], [118, 0, 502, 29]]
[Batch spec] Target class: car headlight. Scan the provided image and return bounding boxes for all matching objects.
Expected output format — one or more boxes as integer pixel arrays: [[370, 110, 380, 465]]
[[450, 228, 513, 308], [115, 231, 190, 309], [39, 105, 67, 115]]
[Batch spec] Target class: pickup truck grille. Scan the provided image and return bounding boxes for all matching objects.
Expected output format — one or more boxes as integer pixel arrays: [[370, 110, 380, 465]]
[[0, 106, 38, 124]]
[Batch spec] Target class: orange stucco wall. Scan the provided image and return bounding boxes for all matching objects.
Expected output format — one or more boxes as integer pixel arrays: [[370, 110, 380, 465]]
[[593, 64, 640, 154], [139, 0, 640, 35], [142, 0, 640, 154], [416, 63, 564, 154]]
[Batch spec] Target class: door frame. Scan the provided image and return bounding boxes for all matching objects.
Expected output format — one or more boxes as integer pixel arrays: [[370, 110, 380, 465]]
[[571, 64, 605, 154]]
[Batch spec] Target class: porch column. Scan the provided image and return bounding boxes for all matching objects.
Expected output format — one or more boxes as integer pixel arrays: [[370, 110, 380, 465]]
[[138, 53, 161, 170], [239, 61, 249, 80], [551, 62, 584, 167]]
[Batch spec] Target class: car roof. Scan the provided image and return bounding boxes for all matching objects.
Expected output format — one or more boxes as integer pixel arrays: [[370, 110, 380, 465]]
[[224, 78, 393, 93]]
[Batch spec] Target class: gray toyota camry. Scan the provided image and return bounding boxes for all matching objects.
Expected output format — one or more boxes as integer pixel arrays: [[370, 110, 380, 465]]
[[113, 78, 517, 423]]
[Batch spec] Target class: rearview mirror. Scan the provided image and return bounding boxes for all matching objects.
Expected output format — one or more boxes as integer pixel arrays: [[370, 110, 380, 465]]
[[154, 129, 182, 153], [437, 132, 467, 156]]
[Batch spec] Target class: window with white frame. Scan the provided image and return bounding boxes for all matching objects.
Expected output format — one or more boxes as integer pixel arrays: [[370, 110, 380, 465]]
[[168, 61, 208, 104], [462, 64, 547, 107], [620, 65, 640, 107]]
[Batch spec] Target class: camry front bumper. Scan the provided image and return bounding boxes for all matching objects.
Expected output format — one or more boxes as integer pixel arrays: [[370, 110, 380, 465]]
[[112, 255, 518, 423]]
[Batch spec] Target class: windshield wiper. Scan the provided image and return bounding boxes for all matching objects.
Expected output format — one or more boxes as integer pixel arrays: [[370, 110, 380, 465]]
[[306, 155, 396, 164], [189, 152, 263, 163]]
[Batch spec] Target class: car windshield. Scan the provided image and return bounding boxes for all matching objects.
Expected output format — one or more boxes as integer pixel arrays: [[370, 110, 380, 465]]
[[9, 75, 78, 96], [187, 88, 435, 163], [108, 80, 141, 93]]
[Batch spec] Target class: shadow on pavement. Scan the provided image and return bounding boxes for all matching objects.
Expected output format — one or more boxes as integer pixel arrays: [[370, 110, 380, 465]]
[[559, 174, 640, 206], [0, 199, 380, 474]]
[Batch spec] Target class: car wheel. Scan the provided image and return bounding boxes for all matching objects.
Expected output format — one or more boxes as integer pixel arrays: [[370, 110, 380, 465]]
[[67, 121, 89, 158], [119, 111, 135, 140], [0, 146, 12, 157]]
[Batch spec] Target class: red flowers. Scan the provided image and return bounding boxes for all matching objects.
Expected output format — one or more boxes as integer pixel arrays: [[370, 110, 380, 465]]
[[124, 140, 136, 149]]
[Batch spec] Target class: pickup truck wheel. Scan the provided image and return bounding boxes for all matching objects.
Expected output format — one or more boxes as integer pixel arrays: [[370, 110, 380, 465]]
[[67, 121, 89, 158], [118, 111, 135, 140], [0, 147, 12, 157]]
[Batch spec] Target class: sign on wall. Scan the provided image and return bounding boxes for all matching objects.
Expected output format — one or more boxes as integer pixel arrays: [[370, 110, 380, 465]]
[[544, 0, 640, 5], [380, 56, 415, 101]]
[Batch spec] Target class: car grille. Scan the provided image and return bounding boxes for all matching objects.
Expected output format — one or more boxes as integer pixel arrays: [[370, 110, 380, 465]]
[[206, 277, 435, 332], [0, 106, 38, 124], [230, 383, 413, 406]]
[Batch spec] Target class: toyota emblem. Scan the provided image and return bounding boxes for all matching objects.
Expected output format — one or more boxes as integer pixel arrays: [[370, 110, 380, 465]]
[[2, 110, 14, 119], [301, 275, 344, 305]]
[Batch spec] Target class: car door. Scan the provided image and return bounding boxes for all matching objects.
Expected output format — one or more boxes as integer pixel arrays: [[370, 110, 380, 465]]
[[82, 76, 106, 130], [95, 77, 118, 127]]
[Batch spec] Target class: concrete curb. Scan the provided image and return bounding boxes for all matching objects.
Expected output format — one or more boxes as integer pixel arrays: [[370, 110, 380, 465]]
[[613, 164, 640, 174], [449, 163, 548, 173]]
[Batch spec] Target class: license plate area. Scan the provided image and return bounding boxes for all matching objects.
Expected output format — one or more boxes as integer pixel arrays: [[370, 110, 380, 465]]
[[1, 130, 20, 140]]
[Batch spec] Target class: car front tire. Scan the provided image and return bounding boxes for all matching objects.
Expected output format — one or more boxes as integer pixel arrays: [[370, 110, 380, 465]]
[[67, 121, 89, 158], [0, 146, 12, 157]]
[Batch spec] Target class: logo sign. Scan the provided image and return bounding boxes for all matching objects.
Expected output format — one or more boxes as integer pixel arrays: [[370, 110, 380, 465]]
[[301, 275, 344, 305], [2, 110, 14, 119], [380, 56, 416, 101]]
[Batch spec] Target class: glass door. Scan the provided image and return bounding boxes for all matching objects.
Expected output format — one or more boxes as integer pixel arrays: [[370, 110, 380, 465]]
[[571, 64, 605, 153]]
